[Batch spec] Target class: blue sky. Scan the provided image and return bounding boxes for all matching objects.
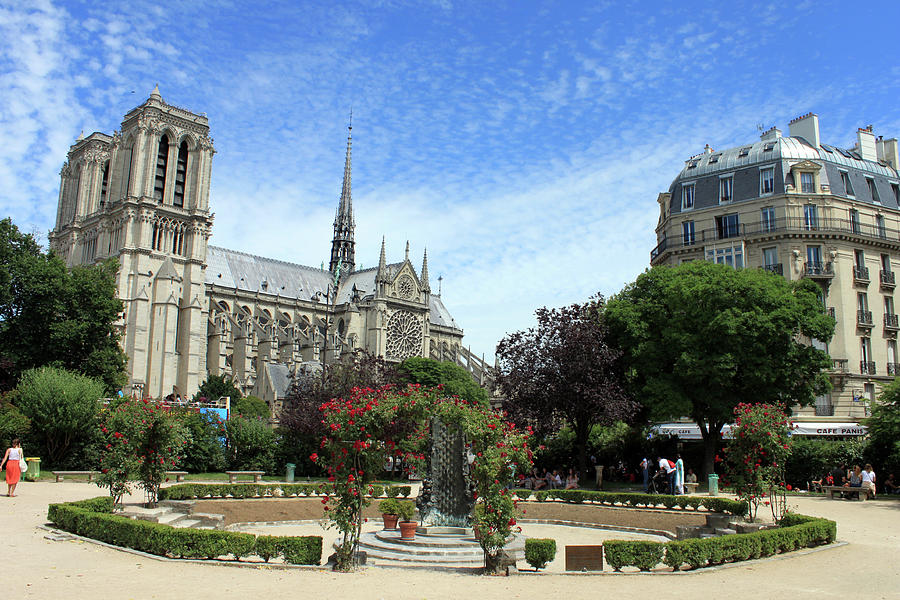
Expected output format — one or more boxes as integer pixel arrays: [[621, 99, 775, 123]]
[[2, 0, 900, 359]]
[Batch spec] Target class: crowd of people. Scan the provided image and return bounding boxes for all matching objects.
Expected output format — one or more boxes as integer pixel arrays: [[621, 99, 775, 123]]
[[519, 467, 581, 490], [810, 463, 895, 499]]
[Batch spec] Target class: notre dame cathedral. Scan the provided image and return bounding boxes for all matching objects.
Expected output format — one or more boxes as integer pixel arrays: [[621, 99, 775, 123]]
[[48, 87, 490, 410]]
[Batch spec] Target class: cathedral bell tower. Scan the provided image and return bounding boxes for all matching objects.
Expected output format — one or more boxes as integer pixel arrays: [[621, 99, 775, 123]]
[[49, 85, 215, 399], [329, 124, 355, 275]]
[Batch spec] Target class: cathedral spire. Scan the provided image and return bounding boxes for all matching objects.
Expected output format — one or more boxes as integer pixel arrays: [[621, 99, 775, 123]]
[[376, 236, 387, 282], [329, 121, 355, 274], [421, 248, 430, 292], [405, 240, 410, 262]]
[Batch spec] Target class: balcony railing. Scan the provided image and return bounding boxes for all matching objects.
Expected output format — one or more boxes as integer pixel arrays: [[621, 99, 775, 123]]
[[763, 263, 783, 275], [885, 313, 900, 330], [888, 363, 900, 375], [853, 265, 870, 283], [652, 215, 900, 262], [861, 361, 876, 375], [881, 270, 896, 288], [814, 404, 835, 417], [857, 310, 874, 327], [825, 307, 836, 319], [831, 359, 849, 372], [805, 262, 834, 279]]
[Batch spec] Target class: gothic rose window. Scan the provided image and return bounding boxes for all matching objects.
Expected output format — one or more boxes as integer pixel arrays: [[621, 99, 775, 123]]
[[386, 310, 422, 360], [397, 275, 415, 300]]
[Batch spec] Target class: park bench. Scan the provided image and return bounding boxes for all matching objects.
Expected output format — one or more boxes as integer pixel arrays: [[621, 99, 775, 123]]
[[52, 471, 100, 483], [822, 485, 866, 501], [225, 470, 265, 484], [684, 482, 700, 495], [166, 471, 188, 482]]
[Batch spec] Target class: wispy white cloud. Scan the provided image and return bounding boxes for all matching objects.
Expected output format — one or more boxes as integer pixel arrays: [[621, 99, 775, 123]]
[[1, 0, 899, 358]]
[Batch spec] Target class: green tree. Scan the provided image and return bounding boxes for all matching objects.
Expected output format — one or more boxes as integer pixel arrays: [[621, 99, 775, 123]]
[[0, 392, 31, 450], [398, 357, 489, 406], [196, 374, 242, 404], [496, 298, 637, 481], [233, 395, 271, 419], [605, 261, 834, 476], [175, 408, 227, 473], [867, 380, 900, 476], [0, 218, 127, 393], [224, 416, 276, 472], [16, 366, 104, 467]]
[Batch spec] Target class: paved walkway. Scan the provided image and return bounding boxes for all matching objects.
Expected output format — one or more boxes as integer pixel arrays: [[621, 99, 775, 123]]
[[4, 481, 899, 599]]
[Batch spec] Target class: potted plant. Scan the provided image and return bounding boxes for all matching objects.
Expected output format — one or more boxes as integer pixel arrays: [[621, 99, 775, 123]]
[[397, 500, 417, 540], [379, 497, 401, 530]]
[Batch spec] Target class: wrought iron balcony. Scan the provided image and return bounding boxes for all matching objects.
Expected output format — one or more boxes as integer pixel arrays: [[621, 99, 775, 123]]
[[857, 310, 874, 327], [888, 363, 900, 376], [814, 404, 835, 417], [763, 263, 783, 275], [804, 261, 834, 280], [881, 270, 896, 288], [860, 361, 876, 375], [853, 265, 870, 284], [885, 313, 900, 330], [825, 307, 836, 319], [831, 359, 849, 373]]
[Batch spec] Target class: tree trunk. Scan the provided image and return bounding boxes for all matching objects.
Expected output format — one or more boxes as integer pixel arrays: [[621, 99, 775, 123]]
[[573, 419, 591, 487], [699, 423, 722, 477]]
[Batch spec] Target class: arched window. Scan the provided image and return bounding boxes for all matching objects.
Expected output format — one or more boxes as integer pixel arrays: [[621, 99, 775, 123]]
[[173, 141, 188, 207], [154, 135, 169, 203], [100, 161, 109, 208], [122, 141, 135, 197]]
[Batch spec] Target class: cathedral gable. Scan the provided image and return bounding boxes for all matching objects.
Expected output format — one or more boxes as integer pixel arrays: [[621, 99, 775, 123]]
[[389, 263, 422, 303]]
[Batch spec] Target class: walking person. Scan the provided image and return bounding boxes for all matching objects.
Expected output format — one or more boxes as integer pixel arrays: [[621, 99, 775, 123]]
[[640, 457, 649, 492], [658, 456, 676, 495], [674, 454, 685, 495], [0, 438, 24, 497]]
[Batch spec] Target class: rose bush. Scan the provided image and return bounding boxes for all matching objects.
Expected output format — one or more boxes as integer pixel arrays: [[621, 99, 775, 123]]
[[722, 403, 791, 521]]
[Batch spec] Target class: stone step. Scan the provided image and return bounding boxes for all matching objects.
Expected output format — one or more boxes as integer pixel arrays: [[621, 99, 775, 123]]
[[373, 530, 478, 549], [172, 518, 202, 528], [155, 512, 189, 526]]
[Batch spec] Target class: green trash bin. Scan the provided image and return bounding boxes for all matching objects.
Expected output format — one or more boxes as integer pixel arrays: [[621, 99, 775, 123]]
[[708, 473, 719, 497], [285, 462, 296, 483], [25, 457, 41, 482]]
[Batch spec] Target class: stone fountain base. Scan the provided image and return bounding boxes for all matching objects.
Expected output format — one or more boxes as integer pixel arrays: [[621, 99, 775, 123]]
[[339, 526, 525, 569]]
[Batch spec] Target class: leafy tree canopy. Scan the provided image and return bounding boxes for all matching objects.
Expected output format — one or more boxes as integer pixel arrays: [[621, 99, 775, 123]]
[[196, 373, 243, 404], [397, 356, 489, 407], [496, 297, 637, 478], [233, 395, 271, 419], [867, 380, 900, 475], [0, 218, 127, 393], [605, 261, 834, 475]]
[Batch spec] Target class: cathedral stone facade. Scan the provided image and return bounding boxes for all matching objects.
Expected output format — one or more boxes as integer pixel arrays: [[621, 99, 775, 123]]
[[49, 88, 489, 407]]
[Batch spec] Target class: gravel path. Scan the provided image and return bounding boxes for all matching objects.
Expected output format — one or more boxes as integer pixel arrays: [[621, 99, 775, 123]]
[[6, 481, 899, 599]]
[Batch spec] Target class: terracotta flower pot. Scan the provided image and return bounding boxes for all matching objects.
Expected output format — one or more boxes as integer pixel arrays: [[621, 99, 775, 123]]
[[398, 520, 418, 540], [382, 513, 399, 530]]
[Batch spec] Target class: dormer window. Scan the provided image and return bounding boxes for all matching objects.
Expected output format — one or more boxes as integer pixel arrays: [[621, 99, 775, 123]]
[[682, 183, 695, 210], [763, 142, 775, 152], [867, 178, 880, 203], [800, 172, 815, 193], [719, 175, 733, 203], [738, 147, 751, 157], [709, 153, 721, 164], [840, 171, 854, 197]]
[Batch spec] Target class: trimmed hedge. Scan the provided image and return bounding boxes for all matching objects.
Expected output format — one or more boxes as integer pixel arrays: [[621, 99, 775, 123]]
[[514, 489, 748, 516], [47, 497, 321, 565], [524, 538, 557, 570], [158, 482, 412, 501], [606, 513, 836, 571]]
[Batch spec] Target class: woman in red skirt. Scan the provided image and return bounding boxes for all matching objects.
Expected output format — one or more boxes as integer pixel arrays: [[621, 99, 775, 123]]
[[0, 438, 23, 497]]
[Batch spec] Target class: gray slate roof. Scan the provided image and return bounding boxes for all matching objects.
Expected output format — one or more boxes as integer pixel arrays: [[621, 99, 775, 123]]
[[206, 246, 458, 329]]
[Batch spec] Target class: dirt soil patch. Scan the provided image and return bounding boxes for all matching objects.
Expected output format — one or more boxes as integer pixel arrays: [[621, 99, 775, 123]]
[[194, 498, 707, 531]]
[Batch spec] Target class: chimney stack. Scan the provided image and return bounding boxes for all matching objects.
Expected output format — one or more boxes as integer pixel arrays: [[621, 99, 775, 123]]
[[857, 126, 877, 162], [760, 126, 782, 141], [877, 137, 899, 171], [788, 113, 820, 148]]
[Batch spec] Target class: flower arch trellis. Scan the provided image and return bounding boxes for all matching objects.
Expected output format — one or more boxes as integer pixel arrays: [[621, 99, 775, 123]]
[[311, 384, 532, 572]]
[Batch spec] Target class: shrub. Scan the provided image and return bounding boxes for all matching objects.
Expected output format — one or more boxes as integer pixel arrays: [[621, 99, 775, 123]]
[[176, 408, 227, 473], [604, 540, 664, 571], [16, 366, 104, 468], [233, 396, 270, 419], [379, 498, 401, 515], [397, 485, 412, 498], [385, 486, 401, 498], [369, 484, 384, 498], [524, 538, 557, 570], [0, 396, 30, 450], [224, 416, 276, 472], [397, 500, 416, 522], [47, 496, 321, 564], [534, 491, 549, 502]]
